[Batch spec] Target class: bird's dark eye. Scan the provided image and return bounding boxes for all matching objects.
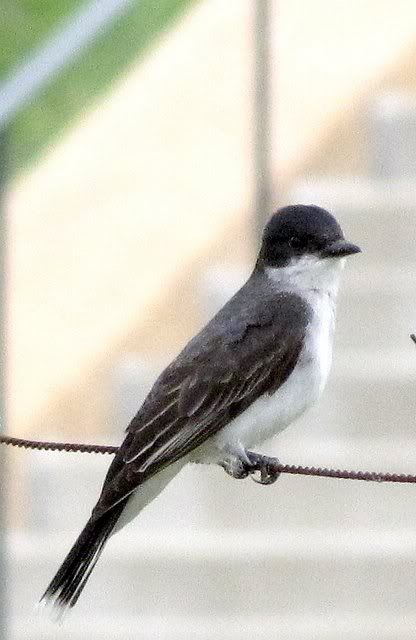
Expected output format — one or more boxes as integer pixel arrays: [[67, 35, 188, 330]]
[[288, 236, 304, 250]]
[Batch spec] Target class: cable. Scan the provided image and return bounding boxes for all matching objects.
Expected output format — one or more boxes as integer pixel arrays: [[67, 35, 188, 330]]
[[1, 434, 416, 484], [0, 434, 117, 455]]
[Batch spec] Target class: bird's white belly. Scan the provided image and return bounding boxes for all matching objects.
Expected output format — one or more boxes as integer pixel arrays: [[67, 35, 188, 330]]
[[214, 292, 335, 452]]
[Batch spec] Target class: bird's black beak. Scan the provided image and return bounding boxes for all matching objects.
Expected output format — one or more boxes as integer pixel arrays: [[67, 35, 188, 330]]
[[321, 239, 361, 258]]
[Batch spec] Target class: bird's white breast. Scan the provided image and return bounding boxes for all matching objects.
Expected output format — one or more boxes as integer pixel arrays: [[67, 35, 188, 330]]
[[214, 256, 342, 453]]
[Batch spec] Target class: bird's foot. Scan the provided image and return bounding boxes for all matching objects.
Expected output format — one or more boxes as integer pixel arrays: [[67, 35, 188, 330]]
[[245, 451, 281, 485], [220, 450, 281, 485], [220, 455, 250, 480]]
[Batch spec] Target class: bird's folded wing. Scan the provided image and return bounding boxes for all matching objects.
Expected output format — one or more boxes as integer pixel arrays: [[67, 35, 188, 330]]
[[94, 291, 309, 517]]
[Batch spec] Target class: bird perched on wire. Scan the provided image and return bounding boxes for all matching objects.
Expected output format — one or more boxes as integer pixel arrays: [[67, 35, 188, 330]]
[[41, 204, 361, 614]]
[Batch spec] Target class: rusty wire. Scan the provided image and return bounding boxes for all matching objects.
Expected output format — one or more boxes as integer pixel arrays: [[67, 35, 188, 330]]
[[0, 434, 117, 455], [1, 433, 416, 484]]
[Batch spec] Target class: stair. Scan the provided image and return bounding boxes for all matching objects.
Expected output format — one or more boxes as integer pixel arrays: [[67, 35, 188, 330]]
[[13, 614, 416, 640], [9, 528, 416, 638]]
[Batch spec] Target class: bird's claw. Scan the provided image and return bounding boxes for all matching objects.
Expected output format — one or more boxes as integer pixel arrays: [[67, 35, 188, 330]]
[[251, 466, 280, 485], [246, 451, 281, 485], [220, 451, 281, 485]]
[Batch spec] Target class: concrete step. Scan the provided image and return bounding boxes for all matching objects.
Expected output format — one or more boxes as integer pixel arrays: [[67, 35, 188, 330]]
[[337, 265, 416, 350], [12, 613, 416, 640], [336, 287, 415, 351], [312, 348, 416, 438], [10, 529, 416, 623], [370, 92, 416, 181], [287, 176, 416, 266]]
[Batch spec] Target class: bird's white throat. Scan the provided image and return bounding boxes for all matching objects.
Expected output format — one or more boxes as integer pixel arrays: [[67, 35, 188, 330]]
[[266, 254, 345, 297]]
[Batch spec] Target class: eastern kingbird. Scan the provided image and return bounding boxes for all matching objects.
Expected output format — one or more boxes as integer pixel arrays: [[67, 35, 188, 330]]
[[41, 204, 361, 613]]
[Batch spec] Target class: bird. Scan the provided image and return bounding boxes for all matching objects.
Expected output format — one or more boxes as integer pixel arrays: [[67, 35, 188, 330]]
[[41, 203, 361, 614]]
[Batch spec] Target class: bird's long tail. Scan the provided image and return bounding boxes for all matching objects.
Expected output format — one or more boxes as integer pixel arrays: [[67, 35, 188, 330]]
[[40, 500, 126, 615]]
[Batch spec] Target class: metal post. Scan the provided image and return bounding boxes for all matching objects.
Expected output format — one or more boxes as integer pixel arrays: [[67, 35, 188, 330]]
[[0, 127, 8, 637], [254, 0, 273, 242]]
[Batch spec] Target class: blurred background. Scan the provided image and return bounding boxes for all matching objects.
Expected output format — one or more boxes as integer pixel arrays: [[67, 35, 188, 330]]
[[1, 0, 416, 638]]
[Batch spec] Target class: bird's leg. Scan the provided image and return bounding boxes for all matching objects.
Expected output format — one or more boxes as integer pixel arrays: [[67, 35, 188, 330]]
[[244, 450, 281, 485], [219, 443, 252, 480]]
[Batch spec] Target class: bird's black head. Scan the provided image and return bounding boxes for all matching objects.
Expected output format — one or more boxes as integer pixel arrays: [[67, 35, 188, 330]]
[[257, 204, 361, 269]]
